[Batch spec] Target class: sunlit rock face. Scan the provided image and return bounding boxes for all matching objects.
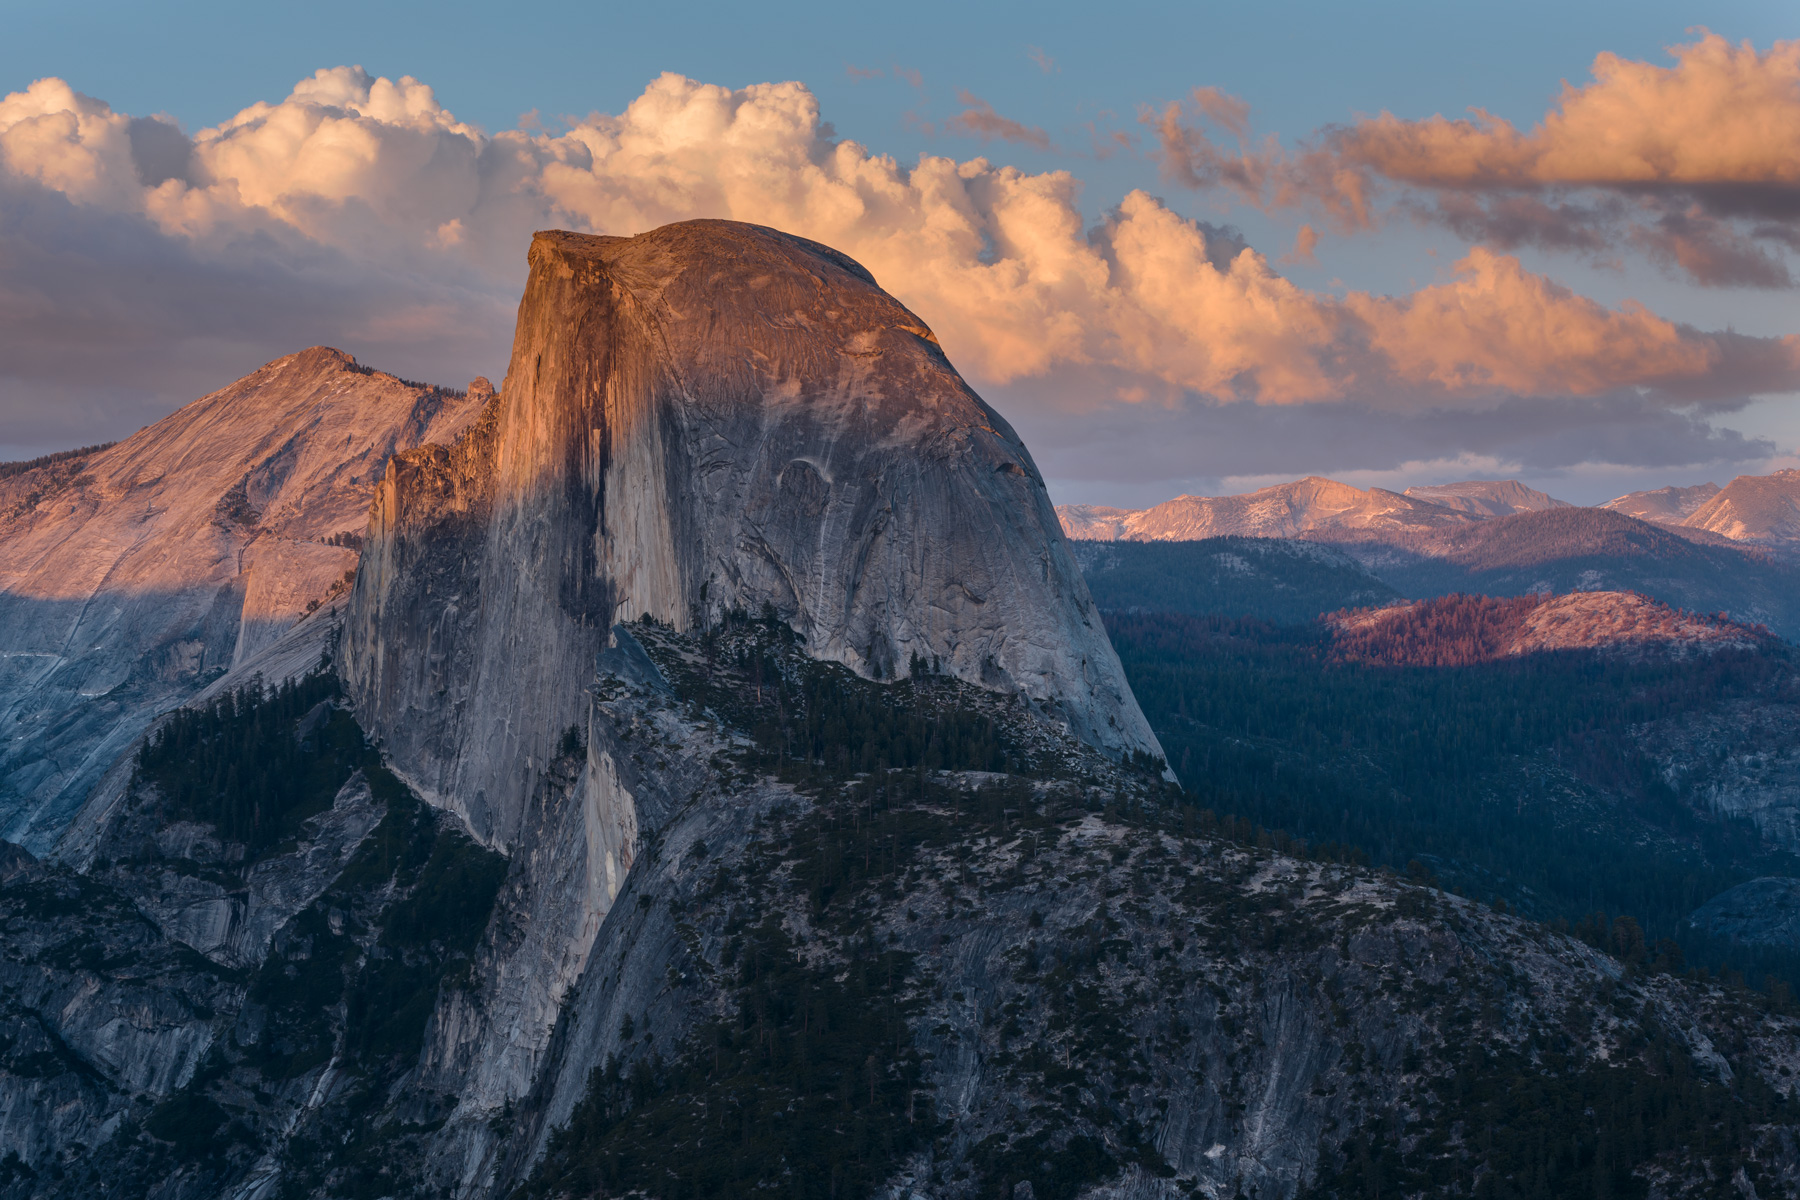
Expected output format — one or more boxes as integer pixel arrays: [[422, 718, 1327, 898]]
[[0, 349, 486, 851], [1057, 476, 1477, 543], [1601, 482, 1721, 525], [1400, 479, 1572, 519], [1683, 468, 1800, 549], [345, 219, 1162, 847]]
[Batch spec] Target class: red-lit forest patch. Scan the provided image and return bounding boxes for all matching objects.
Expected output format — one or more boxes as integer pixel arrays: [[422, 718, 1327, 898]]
[[1325, 591, 1770, 667]]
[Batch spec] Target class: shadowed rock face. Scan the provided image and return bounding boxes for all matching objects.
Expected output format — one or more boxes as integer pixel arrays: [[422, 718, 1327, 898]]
[[0, 349, 486, 851], [345, 220, 1162, 846], [1690, 878, 1800, 951]]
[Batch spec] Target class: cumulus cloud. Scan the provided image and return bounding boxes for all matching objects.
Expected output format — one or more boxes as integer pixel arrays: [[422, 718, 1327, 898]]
[[1334, 33, 1800, 194], [0, 64, 1794, 479], [1147, 33, 1800, 288]]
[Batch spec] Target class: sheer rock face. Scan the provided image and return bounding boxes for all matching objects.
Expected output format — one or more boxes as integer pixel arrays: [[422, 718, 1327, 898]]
[[0, 349, 486, 852], [345, 220, 1162, 847]]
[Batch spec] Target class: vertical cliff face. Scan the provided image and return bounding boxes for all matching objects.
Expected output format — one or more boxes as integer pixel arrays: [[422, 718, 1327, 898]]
[[345, 220, 1163, 848]]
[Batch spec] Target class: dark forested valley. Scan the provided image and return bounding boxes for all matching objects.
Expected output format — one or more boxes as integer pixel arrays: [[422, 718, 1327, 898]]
[[1100, 574, 1800, 1002]]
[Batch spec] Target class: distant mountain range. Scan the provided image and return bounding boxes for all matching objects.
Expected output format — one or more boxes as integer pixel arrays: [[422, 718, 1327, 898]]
[[1599, 482, 1720, 524], [1401, 478, 1572, 518], [1061, 470, 1800, 553], [1059, 473, 1800, 638], [1070, 536, 1399, 626], [1059, 475, 1471, 542]]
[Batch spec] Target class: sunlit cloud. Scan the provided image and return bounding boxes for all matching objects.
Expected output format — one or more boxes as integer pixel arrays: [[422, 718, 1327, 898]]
[[1278, 223, 1319, 266], [1144, 33, 1800, 288], [0, 64, 1793, 482], [943, 90, 1055, 151]]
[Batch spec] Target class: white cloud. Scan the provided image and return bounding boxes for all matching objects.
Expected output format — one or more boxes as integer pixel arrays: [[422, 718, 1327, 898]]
[[1, 64, 1795, 479]]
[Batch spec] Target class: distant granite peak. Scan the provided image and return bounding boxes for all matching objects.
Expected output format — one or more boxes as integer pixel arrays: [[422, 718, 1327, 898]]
[[1057, 476, 1473, 543], [1401, 478, 1572, 518], [1683, 468, 1800, 547], [1601, 482, 1721, 525]]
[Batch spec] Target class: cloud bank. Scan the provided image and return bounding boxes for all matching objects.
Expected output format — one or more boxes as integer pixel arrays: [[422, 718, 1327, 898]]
[[1147, 32, 1800, 289], [0, 63, 1793, 488]]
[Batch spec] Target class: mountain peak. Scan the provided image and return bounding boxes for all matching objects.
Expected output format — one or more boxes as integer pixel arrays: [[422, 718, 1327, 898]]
[[346, 218, 1163, 845], [1601, 482, 1721, 524], [0, 351, 486, 849], [1683, 468, 1800, 546], [1402, 479, 1572, 518]]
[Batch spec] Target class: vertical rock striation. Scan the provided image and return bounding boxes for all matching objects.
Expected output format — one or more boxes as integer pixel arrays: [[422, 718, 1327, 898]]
[[345, 220, 1163, 849]]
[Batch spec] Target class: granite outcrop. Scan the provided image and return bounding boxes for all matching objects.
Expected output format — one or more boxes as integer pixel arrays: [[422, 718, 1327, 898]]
[[344, 220, 1163, 850], [0, 349, 486, 851]]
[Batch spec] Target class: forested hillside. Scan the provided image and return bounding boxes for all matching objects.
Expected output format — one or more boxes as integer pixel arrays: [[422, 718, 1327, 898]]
[[1070, 537, 1398, 625], [1325, 592, 1767, 666], [1337, 508, 1800, 638], [1105, 609, 1800, 994]]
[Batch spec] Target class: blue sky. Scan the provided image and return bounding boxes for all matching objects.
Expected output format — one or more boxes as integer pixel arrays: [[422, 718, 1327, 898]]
[[2, 0, 1797, 504]]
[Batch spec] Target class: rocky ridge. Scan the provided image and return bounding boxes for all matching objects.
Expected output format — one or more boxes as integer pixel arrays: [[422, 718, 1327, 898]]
[[1401, 478, 1572, 517], [1603, 483, 1723, 525], [1690, 879, 1800, 953], [1056, 477, 1473, 543], [0, 349, 487, 852], [1070, 537, 1399, 625], [1057, 470, 1800, 568], [1685, 469, 1800, 550]]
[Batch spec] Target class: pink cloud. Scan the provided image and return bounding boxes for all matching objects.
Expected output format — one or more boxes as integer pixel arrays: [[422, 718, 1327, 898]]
[[1, 64, 1794, 442], [944, 90, 1053, 151], [1278, 224, 1319, 266], [1336, 33, 1800, 193], [1144, 34, 1800, 288]]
